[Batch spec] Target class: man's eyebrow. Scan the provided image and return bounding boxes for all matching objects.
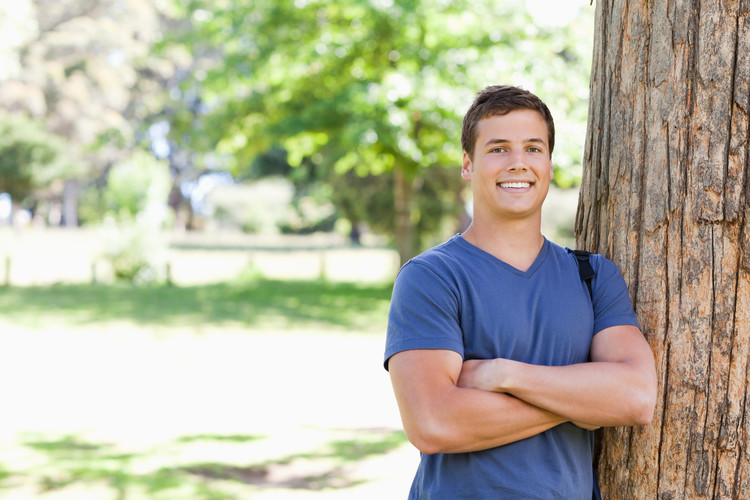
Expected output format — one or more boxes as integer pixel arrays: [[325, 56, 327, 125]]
[[483, 138, 509, 147], [483, 137, 547, 147]]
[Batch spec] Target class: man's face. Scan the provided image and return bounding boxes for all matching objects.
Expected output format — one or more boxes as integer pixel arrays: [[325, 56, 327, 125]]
[[461, 109, 554, 221]]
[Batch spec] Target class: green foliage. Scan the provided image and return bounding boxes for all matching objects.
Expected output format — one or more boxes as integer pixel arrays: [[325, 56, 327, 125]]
[[173, 0, 592, 174], [0, 0, 593, 253], [0, 114, 74, 201], [330, 164, 465, 246], [79, 151, 171, 284], [162, 0, 593, 253], [100, 219, 169, 285], [103, 151, 171, 222], [0, 0, 182, 226], [279, 197, 337, 234], [244, 147, 293, 180], [77, 152, 172, 226]]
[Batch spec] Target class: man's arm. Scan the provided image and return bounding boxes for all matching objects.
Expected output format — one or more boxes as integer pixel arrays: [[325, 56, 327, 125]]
[[388, 348, 569, 455], [457, 325, 658, 427]]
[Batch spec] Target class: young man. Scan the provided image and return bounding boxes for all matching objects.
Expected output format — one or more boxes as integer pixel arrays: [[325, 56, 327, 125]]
[[384, 85, 657, 499]]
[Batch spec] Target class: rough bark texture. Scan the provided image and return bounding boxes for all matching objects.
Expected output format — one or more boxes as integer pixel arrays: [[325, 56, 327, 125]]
[[577, 1, 750, 498]]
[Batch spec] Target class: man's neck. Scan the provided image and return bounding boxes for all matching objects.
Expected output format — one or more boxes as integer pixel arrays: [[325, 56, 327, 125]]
[[461, 216, 545, 272]]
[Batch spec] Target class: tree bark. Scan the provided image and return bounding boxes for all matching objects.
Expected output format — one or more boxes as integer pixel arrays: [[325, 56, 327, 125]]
[[578, 1, 750, 498]]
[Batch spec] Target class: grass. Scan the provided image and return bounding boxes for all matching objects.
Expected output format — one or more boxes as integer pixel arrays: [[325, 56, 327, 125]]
[[0, 276, 393, 333], [0, 275, 411, 499], [7, 429, 408, 499]]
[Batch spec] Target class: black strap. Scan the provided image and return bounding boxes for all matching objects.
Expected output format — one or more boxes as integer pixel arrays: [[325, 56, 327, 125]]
[[568, 248, 599, 498], [568, 249, 595, 300]]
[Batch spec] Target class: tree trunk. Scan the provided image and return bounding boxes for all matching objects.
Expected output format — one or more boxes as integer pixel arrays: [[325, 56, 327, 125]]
[[62, 179, 78, 227], [394, 165, 417, 267], [578, 1, 750, 498]]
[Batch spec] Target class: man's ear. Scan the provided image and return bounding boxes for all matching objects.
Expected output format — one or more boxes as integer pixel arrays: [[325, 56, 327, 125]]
[[461, 152, 472, 180]]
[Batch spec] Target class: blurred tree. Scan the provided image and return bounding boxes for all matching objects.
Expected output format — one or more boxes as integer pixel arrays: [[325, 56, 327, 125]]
[[163, 0, 593, 264], [0, 0, 175, 226], [92, 151, 172, 285], [0, 114, 71, 204], [80, 151, 171, 223]]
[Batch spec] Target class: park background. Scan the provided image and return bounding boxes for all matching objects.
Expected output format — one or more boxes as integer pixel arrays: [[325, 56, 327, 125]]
[[0, 0, 593, 498]]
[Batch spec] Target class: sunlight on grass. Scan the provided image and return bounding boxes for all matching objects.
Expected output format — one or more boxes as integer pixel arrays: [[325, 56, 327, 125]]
[[0, 274, 414, 499], [8, 429, 408, 499], [0, 276, 392, 333]]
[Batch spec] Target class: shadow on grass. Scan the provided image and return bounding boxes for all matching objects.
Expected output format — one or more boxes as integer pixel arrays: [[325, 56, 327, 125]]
[[0, 278, 393, 332], [176, 433, 266, 444], [10, 429, 408, 498]]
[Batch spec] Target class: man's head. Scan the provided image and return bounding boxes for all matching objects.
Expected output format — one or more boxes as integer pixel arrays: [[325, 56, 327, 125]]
[[461, 85, 555, 160]]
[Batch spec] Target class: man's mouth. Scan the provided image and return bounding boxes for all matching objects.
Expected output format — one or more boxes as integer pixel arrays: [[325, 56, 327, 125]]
[[497, 181, 532, 188]]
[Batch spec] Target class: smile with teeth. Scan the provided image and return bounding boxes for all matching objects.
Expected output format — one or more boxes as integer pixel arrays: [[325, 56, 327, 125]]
[[498, 181, 532, 188]]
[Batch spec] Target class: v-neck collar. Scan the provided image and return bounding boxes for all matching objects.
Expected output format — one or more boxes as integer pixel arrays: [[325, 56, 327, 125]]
[[454, 234, 550, 278]]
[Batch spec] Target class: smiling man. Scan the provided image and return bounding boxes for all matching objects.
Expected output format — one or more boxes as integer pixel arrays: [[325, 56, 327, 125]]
[[384, 85, 657, 499]]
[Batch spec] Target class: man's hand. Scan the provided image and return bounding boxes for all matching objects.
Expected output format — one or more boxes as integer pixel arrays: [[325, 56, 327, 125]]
[[456, 359, 497, 391], [459, 358, 602, 431], [455, 325, 657, 428], [389, 349, 569, 454], [457, 358, 516, 392]]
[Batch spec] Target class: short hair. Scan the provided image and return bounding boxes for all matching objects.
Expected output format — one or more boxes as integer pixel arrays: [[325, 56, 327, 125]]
[[461, 85, 555, 160]]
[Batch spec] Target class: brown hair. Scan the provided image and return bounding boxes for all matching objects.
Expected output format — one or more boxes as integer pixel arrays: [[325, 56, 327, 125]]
[[461, 85, 555, 159]]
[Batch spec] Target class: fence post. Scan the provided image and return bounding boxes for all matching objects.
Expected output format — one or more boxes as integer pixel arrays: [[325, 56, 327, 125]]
[[318, 250, 328, 282]]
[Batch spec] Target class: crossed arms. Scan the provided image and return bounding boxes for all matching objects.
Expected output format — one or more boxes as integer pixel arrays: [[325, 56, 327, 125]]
[[387, 324, 658, 455]]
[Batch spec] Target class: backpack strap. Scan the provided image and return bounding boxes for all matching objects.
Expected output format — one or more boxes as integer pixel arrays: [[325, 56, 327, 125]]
[[567, 248, 599, 498], [567, 249, 595, 300]]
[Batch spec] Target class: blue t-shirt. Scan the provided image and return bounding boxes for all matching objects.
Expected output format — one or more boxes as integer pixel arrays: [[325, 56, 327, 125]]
[[384, 235, 640, 499]]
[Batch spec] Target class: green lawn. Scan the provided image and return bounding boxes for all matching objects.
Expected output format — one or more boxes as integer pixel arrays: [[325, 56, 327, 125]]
[[11, 429, 407, 499], [0, 277, 413, 500], [0, 276, 393, 333]]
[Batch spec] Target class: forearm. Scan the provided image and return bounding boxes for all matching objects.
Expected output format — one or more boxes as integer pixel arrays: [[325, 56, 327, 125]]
[[389, 349, 567, 455], [405, 386, 566, 454], [498, 359, 654, 426], [461, 326, 658, 427]]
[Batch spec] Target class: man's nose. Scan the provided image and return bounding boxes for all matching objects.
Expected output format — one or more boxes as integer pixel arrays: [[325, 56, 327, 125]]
[[507, 151, 527, 170]]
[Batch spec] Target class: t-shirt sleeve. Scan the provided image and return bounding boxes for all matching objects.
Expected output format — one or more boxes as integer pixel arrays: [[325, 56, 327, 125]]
[[383, 260, 464, 370], [591, 255, 641, 335]]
